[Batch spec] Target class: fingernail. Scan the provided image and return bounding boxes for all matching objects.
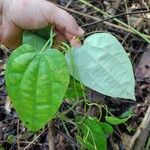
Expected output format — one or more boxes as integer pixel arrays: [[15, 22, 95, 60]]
[[70, 37, 81, 48], [78, 27, 85, 36]]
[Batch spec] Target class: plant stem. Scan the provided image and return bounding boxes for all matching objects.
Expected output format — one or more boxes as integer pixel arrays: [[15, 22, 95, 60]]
[[48, 123, 55, 150], [40, 27, 56, 52], [78, 0, 150, 43], [57, 100, 84, 119], [40, 38, 51, 52], [146, 136, 150, 150], [49, 26, 55, 48], [40, 34, 56, 52], [61, 120, 71, 136]]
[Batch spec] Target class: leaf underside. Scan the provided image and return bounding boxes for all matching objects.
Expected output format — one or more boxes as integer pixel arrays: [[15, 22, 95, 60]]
[[65, 33, 135, 100], [5, 44, 69, 131]]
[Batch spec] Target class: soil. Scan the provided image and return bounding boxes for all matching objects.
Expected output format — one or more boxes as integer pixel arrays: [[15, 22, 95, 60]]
[[0, 0, 150, 150]]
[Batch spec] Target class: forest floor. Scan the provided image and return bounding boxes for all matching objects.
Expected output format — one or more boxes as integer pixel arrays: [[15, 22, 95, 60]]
[[0, 0, 150, 150]]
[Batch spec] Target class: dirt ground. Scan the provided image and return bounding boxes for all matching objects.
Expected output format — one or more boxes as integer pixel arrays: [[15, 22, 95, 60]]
[[0, 0, 150, 150]]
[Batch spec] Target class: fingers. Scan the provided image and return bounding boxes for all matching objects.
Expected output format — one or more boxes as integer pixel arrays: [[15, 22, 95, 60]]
[[55, 26, 81, 47], [55, 33, 81, 48], [1, 0, 84, 49], [41, 1, 85, 37], [1, 16, 22, 48], [65, 32, 81, 47]]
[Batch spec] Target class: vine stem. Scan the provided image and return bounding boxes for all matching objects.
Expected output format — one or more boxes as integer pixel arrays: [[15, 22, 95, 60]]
[[40, 38, 51, 52], [23, 128, 47, 150], [40, 27, 56, 52], [78, 0, 150, 44], [49, 26, 55, 48]]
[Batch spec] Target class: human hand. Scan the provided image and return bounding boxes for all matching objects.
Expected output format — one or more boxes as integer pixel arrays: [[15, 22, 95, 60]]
[[0, 0, 84, 48]]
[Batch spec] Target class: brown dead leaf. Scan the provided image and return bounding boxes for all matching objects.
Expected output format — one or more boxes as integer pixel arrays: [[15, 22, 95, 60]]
[[109, 137, 119, 150], [121, 133, 132, 150], [136, 45, 150, 79], [4, 96, 11, 114], [111, 143, 119, 150]]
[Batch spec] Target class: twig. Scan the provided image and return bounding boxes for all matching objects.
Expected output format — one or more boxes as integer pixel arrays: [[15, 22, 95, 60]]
[[17, 119, 20, 150], [82, 10, 150, 27], [129, 106, 150, 150], [0, 44, 10, 56], [61, 119, 76, 150], [146, 136, 150, 150], [56, 4, 150, 40], [109, 0, 121, 16], [20, 141, 48, 146], [57, 130, 79, 148], [124, 0, 130, 26], [78, 0, 150, 43], [23, 128, 47, 150], [66, 0, 73, 8], [56, 4, 100, 21], [142, 0, 149, 10], [121, 16, 144, 49], [48, 122, 55, 150]]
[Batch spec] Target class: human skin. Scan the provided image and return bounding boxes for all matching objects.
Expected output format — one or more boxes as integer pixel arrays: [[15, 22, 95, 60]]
[[0, 0, 84, 48]]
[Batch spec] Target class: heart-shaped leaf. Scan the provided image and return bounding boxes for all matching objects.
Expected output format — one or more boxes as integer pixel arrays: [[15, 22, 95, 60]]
[[5, 44, 69, 131], [66, 33, 135, 100]]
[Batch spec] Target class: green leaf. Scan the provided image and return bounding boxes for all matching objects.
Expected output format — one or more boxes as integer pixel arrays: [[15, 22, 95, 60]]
[[105, 116, 130, 125], [23, 31, 47, 51], [77, 135, 95, 150], [5, 44, 69, 131], [84, 117, 113, 134], [119, 109, 133, 118], [65, 77, 83, 100], [0, 147, 5, 150], [77, 116, 107, 150], [98, 122, 113, 134], [65, 33, 135, 100], [7, 135, 16, 144], [34, 26, 51, 40]]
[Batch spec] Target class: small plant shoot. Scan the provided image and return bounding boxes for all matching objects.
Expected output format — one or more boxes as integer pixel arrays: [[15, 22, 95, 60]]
[[76, 116, 107, 150], [5, 28, 135, 134]]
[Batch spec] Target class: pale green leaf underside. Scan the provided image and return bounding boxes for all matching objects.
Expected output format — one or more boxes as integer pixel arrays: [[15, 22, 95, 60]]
[[66, 33, 135, 100], [5, 44, 69, 131]]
